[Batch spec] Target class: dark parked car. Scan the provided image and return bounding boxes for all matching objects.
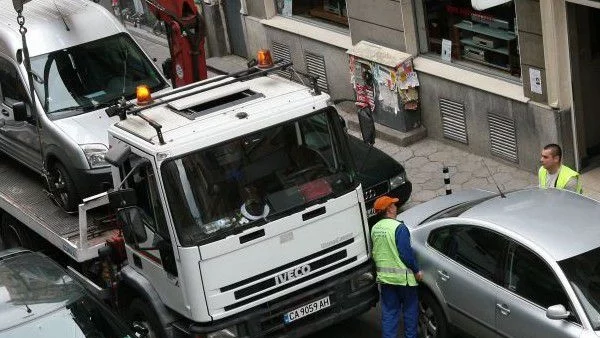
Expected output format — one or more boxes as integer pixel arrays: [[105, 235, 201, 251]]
[[348, 134, 412, 225], [0, 248, 141, 337]]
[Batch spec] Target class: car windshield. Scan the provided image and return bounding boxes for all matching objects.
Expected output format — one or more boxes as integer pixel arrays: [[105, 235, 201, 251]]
[[29, 33, 166, 119], [161, 109, 356, 246], [0, 252, 132, 337], [559, 247, 600, 330]]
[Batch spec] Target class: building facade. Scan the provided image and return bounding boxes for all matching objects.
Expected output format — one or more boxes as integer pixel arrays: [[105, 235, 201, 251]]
[[225, 0, 599, 173]]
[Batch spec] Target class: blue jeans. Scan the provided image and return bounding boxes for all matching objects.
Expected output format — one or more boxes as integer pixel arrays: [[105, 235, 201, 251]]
[[380, 284, 418, 338]]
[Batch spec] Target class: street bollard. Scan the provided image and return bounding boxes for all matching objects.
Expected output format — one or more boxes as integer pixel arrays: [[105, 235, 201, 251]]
[[443, 166, 452, 195]]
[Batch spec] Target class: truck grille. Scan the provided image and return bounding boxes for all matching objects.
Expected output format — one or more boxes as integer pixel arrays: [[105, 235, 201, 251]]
[[363, 181, 389, 202], [221, 238, 356, 311]]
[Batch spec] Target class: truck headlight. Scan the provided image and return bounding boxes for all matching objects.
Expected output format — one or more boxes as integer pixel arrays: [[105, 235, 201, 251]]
[[389, 173, 406, 190], [350, 272, 375, 292], [81, 144, 109, 168], [207, 325, 239, 338]]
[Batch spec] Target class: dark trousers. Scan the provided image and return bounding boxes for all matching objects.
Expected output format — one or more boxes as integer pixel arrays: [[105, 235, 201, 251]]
[[380, 284, 418, 338]]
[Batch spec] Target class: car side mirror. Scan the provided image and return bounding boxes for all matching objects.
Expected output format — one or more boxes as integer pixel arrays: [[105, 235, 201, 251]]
[[358, 107, 375, 145], [12, 101, 27, 122], [12, 0, 32, 12], [546, 304, 570, 320], [117, 206, 148, 244]]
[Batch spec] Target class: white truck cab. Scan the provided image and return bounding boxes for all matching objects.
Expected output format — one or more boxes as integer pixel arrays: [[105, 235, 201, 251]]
[[103, 68, 378, 337]]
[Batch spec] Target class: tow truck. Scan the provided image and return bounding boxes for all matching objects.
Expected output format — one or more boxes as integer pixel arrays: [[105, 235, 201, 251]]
[[1, 1, 379, 332]]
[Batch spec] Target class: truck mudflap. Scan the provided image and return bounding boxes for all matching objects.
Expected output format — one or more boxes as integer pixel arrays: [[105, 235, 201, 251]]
[[173, 261, 378, 338]]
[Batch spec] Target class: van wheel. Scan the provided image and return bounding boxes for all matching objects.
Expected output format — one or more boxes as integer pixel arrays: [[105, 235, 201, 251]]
[[126, 298, 165, 338], [48, 162, 80, 212], [419, 290, 449, 338], [0, 214, 32, 250]]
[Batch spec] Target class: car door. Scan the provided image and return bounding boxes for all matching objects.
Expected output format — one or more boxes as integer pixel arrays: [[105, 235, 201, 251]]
[[0, 57, 41, 170], [427, 224, 508, 338], [495, 243, 583, 338]]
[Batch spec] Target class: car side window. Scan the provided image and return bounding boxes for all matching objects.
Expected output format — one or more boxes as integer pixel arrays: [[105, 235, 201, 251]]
[[0, 58, 27, 105], [507, 244, 570, 309], [428, 225, 508, 284]]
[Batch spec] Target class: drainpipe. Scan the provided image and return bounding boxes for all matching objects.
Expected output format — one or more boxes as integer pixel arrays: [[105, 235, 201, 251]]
[[217, 0, 231, 54]]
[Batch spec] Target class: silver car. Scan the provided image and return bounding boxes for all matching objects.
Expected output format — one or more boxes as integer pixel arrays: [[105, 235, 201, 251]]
[[400, 188, 600, 338]]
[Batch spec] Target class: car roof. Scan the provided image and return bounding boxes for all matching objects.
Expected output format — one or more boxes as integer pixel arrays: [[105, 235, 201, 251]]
[[461, 188, 600, 261], [0, 250, 83, 331], [0, 0, 124, 58]]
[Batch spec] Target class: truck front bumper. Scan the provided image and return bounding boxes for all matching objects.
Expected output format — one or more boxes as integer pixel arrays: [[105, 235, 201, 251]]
[[176, 261, 378, 338]]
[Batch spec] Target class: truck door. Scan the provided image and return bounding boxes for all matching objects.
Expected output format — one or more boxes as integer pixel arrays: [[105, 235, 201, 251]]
[[0, 57, 41, 170], [123, 153, 182, 309]]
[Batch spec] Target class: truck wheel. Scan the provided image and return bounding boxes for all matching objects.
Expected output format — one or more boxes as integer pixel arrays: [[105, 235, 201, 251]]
[[126, 298, 166, 338], [0, 214, 32, 250], [48, 162, 80, 213], [418, 290, 449, 338]]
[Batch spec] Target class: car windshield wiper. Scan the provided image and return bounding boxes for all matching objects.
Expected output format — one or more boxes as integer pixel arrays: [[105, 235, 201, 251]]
[[49, 105, 85, 114]]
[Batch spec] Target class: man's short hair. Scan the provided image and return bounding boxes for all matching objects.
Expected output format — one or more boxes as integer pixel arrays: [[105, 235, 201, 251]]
[[544, 143, 562, 160]]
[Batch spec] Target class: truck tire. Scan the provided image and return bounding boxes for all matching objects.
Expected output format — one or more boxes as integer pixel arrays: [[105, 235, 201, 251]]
[[48, 161, 80, 213], [418, 290, 449, 338], [126, 298, 167, 338], [0, 214, 32, 250]]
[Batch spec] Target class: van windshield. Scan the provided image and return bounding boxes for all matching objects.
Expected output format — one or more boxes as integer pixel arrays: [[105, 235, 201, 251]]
[[161, 109, 357, 246], [29, 33, 166, 119]]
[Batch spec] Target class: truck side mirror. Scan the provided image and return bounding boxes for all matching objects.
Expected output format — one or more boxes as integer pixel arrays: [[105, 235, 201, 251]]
[[358, 108, 375, 145], [117, 206, 148, 244], [12, 102, 27, 122]]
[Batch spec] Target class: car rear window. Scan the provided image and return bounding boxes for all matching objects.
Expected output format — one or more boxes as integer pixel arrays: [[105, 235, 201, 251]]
[[420, 195, 497, 224]]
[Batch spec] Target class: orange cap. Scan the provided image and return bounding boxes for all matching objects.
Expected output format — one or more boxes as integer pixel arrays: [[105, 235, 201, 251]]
[[373, 196, 399, 213]]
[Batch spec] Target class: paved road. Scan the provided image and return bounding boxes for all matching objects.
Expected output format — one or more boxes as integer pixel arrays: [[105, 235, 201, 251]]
[[129, 26, 538, 337]]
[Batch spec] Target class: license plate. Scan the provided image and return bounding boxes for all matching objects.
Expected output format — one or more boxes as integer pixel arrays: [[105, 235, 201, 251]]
[[283, 296, 331, 324]]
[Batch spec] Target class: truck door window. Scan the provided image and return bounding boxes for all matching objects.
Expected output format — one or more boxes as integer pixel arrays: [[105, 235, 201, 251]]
[[161, 109, 356, 246], [0, 58, 28, 106], [130, 159, 169, 239]]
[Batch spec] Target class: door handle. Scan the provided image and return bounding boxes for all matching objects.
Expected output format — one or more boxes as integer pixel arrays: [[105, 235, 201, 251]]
[[1, 110, 8, 117], [496, 303, 511, 316], [437, 270, 450, 281]]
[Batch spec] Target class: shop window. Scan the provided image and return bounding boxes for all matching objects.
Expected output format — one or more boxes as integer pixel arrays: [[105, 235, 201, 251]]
[[417, 0, 520, 78], [275, 0, 348, 29]]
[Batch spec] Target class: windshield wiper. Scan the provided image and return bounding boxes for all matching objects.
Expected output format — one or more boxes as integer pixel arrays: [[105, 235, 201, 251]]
[[50, 105, 85, 113]]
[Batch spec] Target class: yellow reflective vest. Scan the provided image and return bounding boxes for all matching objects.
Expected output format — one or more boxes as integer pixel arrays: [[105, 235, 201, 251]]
[[539, 164, 582, 194], [371, 218, 417, 286]]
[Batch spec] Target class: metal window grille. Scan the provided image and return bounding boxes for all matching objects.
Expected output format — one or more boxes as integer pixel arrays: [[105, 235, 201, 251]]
[[488, 112, 518, 163], [304, 52, 329, 93], [271, 41, 292, 77]]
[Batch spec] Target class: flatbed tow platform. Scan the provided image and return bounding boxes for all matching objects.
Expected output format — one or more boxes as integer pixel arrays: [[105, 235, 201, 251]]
[[0, 154, 116, 262]]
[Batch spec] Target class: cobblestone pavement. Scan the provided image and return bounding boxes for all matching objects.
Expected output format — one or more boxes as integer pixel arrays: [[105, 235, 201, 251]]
[[348, 130, 538, 210]]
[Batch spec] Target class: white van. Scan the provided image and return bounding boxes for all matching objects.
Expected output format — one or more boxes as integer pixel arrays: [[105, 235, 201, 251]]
[[0, 0, 169, 211]]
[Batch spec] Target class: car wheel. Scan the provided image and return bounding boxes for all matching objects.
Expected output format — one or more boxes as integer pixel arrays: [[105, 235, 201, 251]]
[[419, 290, 449, 338], [126, 298, 166, 338], [0, 214, 32, 250], [48, 161, 80, 212]]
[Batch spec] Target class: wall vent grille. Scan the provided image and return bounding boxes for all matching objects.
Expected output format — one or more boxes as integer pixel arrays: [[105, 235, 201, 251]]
[[304, 52, 329, 93], [489, 113, 518, 163], [271, 41, 292, 77], [440, 98, 468, 144]]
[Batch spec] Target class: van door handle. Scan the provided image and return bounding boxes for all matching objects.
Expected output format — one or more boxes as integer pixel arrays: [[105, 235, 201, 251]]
[[496, 303, 511, 316], [437, 270, 450, 281], [1, 110, 8, 117]]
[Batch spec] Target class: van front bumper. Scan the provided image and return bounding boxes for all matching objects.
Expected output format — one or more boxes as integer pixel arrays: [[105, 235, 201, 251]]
[[71, 166, 113, 198]]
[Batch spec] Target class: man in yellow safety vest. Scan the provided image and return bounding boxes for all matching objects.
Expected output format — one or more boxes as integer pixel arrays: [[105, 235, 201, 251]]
[[539, 143, 582, 194], [371, 195, 422, 338]]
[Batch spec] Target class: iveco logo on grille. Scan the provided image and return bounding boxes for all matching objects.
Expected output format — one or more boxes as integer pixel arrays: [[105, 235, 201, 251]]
[[274, 264, 311, 285], [364, 188, 377, 200]]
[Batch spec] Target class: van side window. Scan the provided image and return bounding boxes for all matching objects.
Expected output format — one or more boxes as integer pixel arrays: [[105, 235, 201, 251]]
[[0, 58, 27, 105]]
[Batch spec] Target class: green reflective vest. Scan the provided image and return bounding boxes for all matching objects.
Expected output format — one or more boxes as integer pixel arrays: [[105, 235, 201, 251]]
[[371, 218, 417, 286], [539, 164, 582, 194]]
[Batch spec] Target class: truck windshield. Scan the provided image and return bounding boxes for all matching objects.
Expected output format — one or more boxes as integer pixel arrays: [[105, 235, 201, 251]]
[[162, 109, 356, 246], [29, 33, 166, 118]]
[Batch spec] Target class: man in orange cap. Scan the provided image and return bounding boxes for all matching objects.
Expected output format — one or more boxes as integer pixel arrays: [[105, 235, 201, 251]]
[[371, 195, 422, 338]]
